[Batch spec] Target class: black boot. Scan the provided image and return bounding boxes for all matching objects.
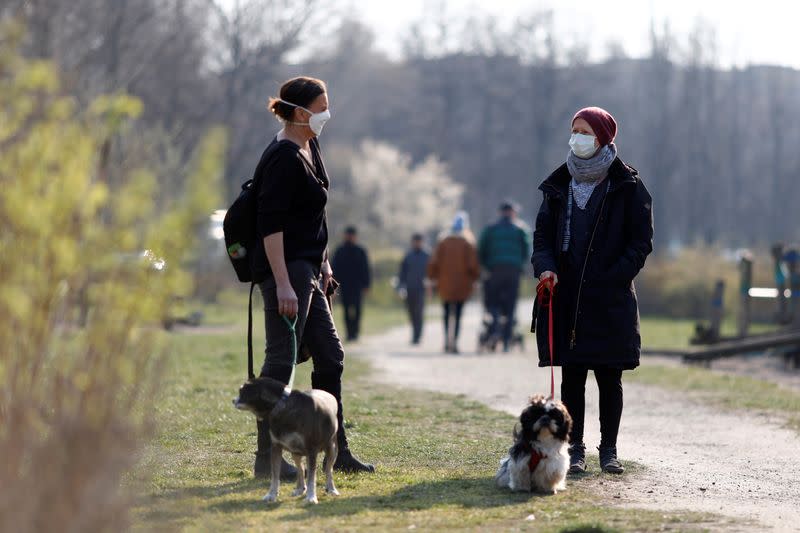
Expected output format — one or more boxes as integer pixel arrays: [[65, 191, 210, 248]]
[[254, 419, 298, 480], [598, 445, 624, 474], [568, 442, 587, 474], [312, 371, 375, 474], [334, 424, 375, 473]]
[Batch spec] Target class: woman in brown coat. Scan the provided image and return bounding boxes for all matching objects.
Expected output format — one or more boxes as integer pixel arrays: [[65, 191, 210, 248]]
[[427, 211, 480, 353]]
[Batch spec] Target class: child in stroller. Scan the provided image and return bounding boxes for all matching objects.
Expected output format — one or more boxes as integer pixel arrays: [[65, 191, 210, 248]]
[[477, 286, 525, 353]]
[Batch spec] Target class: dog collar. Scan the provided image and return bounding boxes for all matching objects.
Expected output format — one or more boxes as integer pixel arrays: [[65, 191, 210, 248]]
[[275, 388, 291, 408], [528, 449, 547, 472]]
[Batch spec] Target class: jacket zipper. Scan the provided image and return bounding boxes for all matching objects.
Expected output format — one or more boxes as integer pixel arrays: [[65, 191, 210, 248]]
[[570, 190, 609, 350]]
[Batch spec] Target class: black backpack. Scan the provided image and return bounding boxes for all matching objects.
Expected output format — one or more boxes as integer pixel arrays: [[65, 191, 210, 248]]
[[223, 176, 261, 283], [223, 139, 289, 284]]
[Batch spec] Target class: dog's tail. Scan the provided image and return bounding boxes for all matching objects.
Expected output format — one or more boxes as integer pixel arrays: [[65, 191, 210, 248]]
[[494, 456, 510, 488]]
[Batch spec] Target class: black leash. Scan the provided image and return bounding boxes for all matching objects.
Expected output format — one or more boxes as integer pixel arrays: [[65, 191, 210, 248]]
[[246, 281, 298, 389], [247, 281, 255, 379]]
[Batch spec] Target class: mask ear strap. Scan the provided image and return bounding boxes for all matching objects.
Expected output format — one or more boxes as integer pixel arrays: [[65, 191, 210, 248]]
[[278, 99, 311, 127], [278, 99, 311, 115]]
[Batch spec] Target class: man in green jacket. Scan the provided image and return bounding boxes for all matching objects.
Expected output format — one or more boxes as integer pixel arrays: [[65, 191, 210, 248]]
[[478, 201, 532, 351]]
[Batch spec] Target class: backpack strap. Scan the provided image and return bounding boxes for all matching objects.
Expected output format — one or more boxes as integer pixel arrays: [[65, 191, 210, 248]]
[[247, 281, 255, 379]]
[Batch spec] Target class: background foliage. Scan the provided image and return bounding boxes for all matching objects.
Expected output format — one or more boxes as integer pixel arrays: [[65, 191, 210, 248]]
[[0, 23, 225, 531]]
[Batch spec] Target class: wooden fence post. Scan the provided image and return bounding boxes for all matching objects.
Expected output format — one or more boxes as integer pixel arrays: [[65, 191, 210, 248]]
[[772, 243, 788, 324], [738, 252, 753, 337], [786, 248, 800, 328], [709, 279, 725, 342]]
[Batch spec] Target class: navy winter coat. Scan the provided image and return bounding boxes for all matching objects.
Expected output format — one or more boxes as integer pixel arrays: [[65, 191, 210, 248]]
[[531, 157, 653, 370], [331, 242, 371, 299]]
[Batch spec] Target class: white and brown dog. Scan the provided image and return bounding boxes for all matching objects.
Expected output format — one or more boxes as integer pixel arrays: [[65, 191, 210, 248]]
[[495, 395, 572, 494]]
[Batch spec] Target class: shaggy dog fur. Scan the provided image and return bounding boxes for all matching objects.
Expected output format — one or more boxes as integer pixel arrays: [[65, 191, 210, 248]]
[[495, 395, 572, 494]]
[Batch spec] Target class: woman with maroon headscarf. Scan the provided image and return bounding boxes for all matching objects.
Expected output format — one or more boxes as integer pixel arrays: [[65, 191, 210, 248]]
[[531, 107, 653, 474]]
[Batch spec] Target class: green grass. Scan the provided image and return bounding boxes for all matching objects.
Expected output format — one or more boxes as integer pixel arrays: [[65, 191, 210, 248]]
[[188, 287, 409, 336], [640, 316, 779, 350], [129, 325, 723, 532], [332, 304, 409, 337], [630, 364, 800, 433]]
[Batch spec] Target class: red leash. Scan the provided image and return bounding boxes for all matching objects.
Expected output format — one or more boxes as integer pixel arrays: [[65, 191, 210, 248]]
[[536, 277, 556, 399]]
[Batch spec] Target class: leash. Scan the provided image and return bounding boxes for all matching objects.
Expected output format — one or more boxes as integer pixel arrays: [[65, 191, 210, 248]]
[[245, 281, 299, 393], [536, 277, 556, 399], [281, 314, 298, 392], [247, 282, 256, 379]]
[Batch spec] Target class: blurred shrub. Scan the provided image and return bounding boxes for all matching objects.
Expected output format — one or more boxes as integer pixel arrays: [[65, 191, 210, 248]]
[[326, 140, 464, 247], [363, 247, 406, 307], [0, 27, 224, 532], [636, 247, 776, 320]]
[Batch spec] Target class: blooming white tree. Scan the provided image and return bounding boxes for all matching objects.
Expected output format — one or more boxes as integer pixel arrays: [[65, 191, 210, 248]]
[[333, 140, 463, 246]]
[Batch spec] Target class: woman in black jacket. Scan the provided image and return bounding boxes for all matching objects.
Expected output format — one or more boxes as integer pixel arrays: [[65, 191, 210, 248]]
[[532, 107, 653, 474], [252, 76, 374, 479]]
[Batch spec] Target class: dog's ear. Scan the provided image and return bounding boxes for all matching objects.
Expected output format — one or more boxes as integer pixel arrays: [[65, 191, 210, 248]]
[[520, 402, 545, 427], [260, 386, 280, 402], [518, 406, 539, 442], [512, 422, 522, 441], [556, 402, 573, 440]]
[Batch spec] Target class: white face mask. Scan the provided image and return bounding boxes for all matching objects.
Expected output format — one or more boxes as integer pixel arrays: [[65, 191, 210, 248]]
[[279, 99, 331, 136], [569, 133, 598, 159]]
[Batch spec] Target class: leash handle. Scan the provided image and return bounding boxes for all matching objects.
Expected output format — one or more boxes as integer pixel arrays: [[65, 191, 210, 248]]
[[536, 277, 556, 399]]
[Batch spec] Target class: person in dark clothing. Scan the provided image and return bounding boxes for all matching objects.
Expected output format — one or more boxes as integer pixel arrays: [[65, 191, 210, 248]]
[[532, 107, 653, 475], [330, 227, 371, 342], [253, 76, 374, 479], [398, 233, 430, 345], [478, 201, 532, 351]]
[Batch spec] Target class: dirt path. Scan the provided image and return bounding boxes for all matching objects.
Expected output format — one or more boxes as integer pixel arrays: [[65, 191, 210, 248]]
[[354, 301, 800, 532]]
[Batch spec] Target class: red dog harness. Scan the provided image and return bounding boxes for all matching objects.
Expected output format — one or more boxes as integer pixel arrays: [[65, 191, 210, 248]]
[[528, 449, 547, 472]]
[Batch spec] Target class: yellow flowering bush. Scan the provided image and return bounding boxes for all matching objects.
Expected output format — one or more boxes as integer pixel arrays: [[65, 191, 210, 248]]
[[0, 25, 225, 531]]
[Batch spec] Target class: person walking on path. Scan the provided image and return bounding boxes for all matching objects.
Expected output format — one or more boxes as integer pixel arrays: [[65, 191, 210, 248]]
[[427, 212, 480, 354], [398, 233, 430, 345], [331, 226, 371, 342], [532, 106, 653, 474], [252, 76, 374, 478], [478, 201, 532, 351]]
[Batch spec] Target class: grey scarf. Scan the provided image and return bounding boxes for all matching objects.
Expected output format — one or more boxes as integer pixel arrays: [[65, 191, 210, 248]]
[[567, 143, 617, 209]]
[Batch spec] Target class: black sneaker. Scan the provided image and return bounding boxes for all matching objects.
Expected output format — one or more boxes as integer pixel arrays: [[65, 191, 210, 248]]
[[568, 443, 587, 474], [334, 449, 375, 473], [598, 446, 624, 474], [254, 454, 298, 481]]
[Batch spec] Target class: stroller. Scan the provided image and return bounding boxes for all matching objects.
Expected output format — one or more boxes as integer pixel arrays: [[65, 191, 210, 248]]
[[477, 277, 525, 353]]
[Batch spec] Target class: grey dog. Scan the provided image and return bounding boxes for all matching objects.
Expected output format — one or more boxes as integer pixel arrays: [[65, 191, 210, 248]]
[[234, 376, 339, 504]]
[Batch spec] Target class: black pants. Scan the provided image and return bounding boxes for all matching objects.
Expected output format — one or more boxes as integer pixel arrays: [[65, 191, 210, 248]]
[[341, 292, 363, 341], [258, 260, 350, 447], [443, 301, 464, 345], [561, 365, 623, 448], [484, 265, 521, 347], [406, 288, 425, 343]]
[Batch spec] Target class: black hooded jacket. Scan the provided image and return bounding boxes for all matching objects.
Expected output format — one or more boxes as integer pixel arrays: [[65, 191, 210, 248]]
[[531, 157, 653, 369]]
